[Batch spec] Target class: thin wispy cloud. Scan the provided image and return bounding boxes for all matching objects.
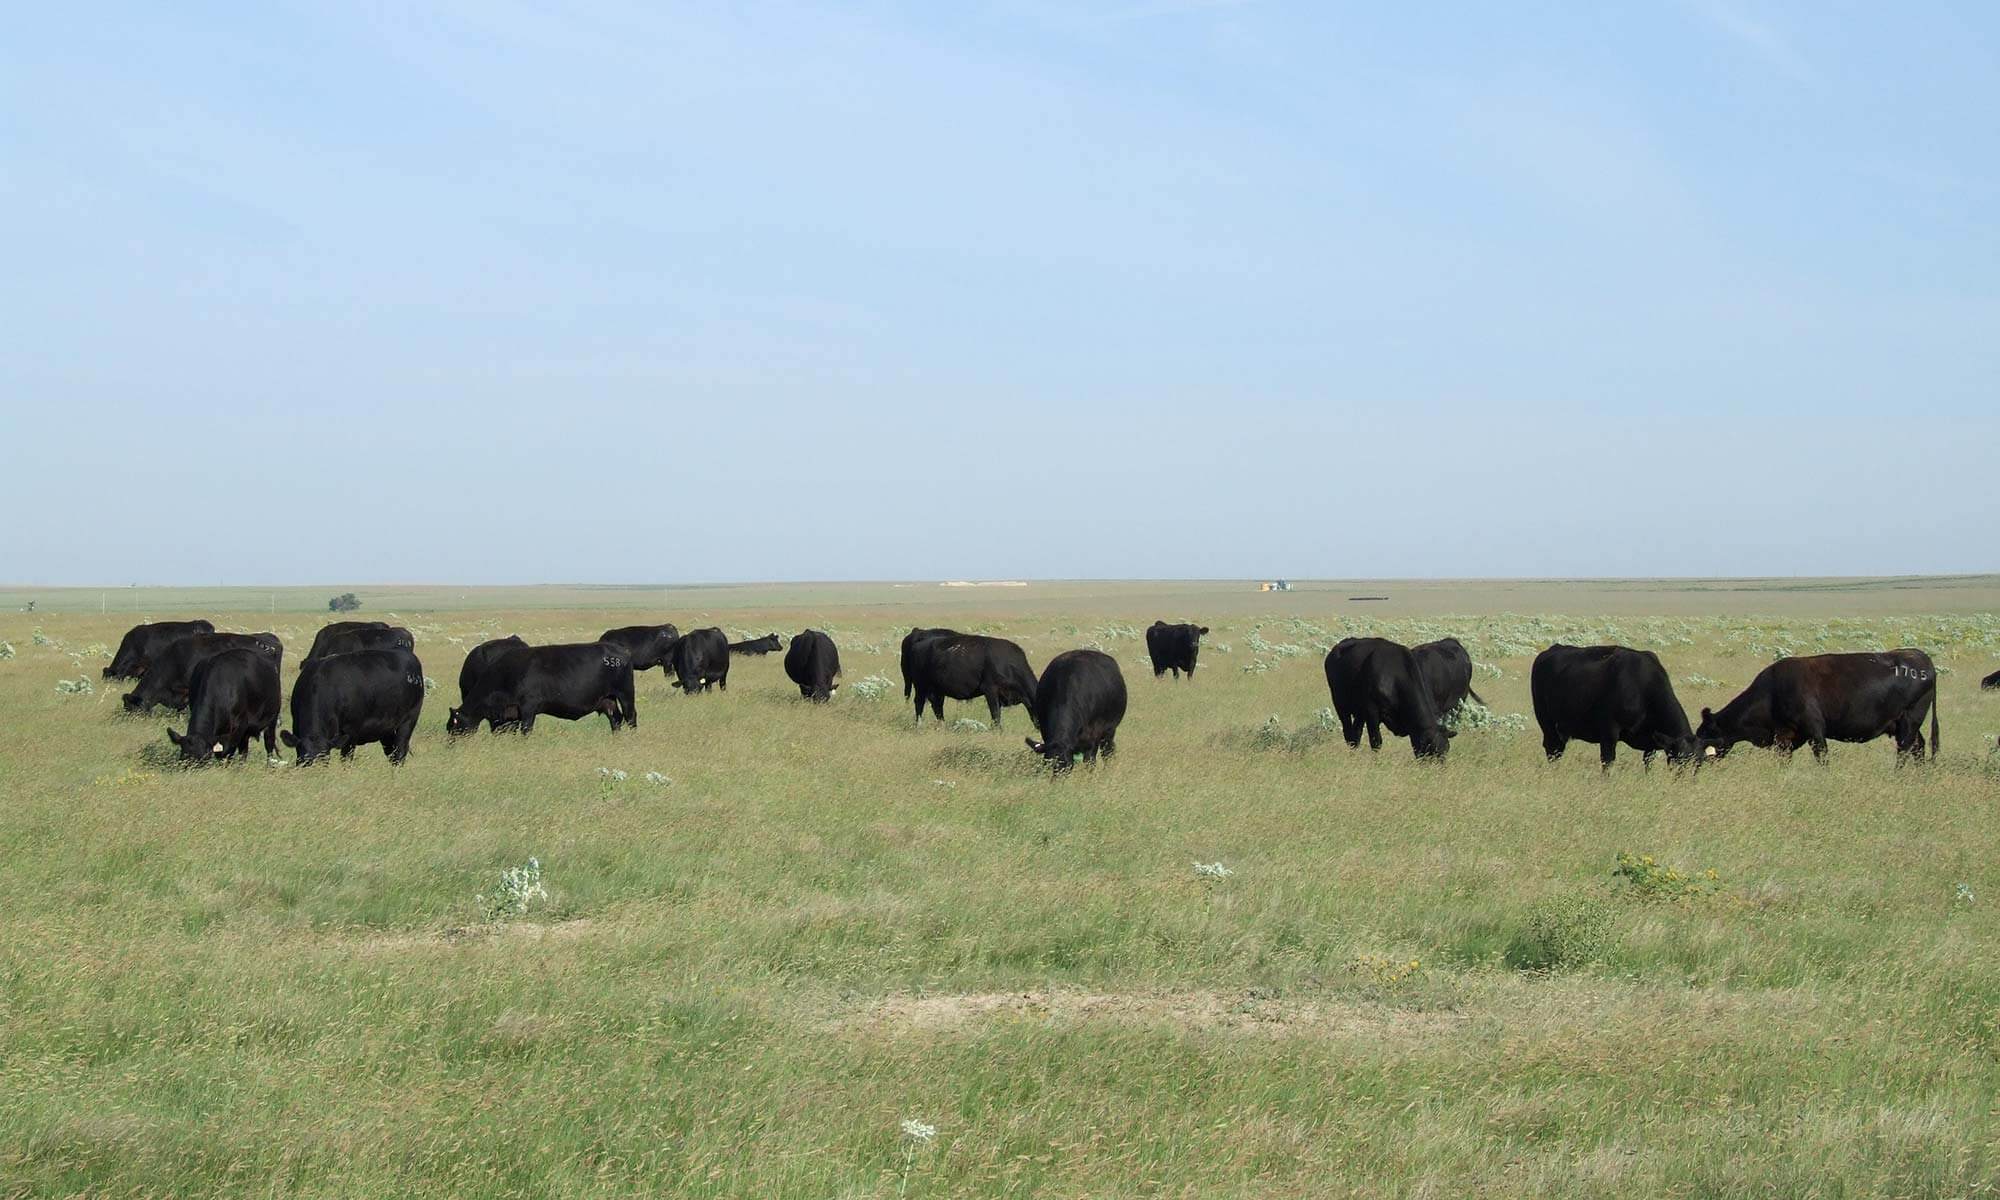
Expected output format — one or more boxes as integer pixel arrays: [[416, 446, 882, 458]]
[[1694, 0, 1813, 82]]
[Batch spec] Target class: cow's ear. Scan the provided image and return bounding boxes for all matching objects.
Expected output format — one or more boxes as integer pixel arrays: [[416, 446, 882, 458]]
[[166, 728, 184, 747], [1199, 626, 1210, 635], [1024, 738, 1042, 754], [1700, 707, 1713, 722], [280, 730, 297, 747]]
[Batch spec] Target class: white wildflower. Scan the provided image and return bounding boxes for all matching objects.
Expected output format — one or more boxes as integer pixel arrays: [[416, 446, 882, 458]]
[[900, 1119, 937, 1144], [644, 771, 669, 785], [1192, 861, 1233, 880]]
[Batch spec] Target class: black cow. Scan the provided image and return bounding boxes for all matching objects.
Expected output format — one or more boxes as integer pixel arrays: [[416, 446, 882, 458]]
[[1412, 637, 1485, 723], [907, 634, 1038, 727], [306, 621, 391, 663], [1145, 621, 1209, 680], [165, 648, 281, 763], [303, 624, 413, 665], [451, 635, 528, 733], [446, 641, 637, 735], [1983, 669, 2000, 690], [123, 632, 283, 713], [1696, 650, 1939, 762], [728, 633, 784, 655], [599, 624, 680, 673], [104, 619, 214, 679], [668, 627, 732, 693], [901, 628, 958, 698], [1324, 637, 1452, 758], [783, 629, 841, 701], [1531, 644, 1696, 770], [283, 648, 425, 764], [1025, 649, 1127, 771]]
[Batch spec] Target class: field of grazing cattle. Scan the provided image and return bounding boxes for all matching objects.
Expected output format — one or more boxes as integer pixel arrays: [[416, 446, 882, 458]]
[[4, 577, 2000, 1197]]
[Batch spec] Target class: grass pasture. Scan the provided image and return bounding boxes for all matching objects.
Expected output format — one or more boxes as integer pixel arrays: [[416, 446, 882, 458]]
[[4, 578, 2000, 1197]]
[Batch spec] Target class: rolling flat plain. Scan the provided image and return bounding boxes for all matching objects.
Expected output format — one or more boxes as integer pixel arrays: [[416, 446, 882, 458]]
[[4, 576, 2000, 1197]]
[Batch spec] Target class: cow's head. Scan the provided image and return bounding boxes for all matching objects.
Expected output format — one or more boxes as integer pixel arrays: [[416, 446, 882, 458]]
[[1024, 737, 1077, 772], [445, 706, 476, 736], [1412, 726, 1454, 759], [122, 691, 145, 713], [1661, 731, 1699, 768], [165, 727, 224, 763], [279, 728, 330, 764], [1694, 708, 1734, 760]]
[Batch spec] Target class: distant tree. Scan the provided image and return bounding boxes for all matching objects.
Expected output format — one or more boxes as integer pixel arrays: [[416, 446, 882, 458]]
[[328, 593, 362, 613]]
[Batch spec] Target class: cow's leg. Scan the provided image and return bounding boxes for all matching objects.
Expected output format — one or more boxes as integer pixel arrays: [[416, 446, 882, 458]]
[[1101, 735, 1116, 759], [263, 722, 278, 756], [1642, 749, 1656, 771], [913, 689, 927, 724], [930, 693, 945, 721], [1365, 719, 1383, 751], [1185, 664, 1195, 679], [1337, 708, 1361, 748], [339, 744, 355, 761], [1154, 665, 1166, 679], [985, 689, 1003, 727], [1542, 732, 1566, 762], [1599, 740, 1617, 771], [518, 708, 537, 734], [388, 719, 415, 764]]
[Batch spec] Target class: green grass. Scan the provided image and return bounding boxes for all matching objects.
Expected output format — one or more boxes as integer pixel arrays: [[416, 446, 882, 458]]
[[4, 582, 2000, 1196]]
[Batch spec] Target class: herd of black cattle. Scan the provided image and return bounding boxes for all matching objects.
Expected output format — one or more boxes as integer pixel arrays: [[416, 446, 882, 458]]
[[100, 617, 1981, 772]]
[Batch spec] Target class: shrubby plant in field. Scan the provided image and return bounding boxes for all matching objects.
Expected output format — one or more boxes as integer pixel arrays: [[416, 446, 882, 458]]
[[949, 718, 988, 733], [0, 641, 13, 659], [1352, 953, 1422, 987], [847, 674, 894, 701], [1611, 852, 1719, 904], [1446, 698, 1528, 734], [478, 858, 548, 921], [54, 676, 93, 696], [1507, 891, 1613, 972]]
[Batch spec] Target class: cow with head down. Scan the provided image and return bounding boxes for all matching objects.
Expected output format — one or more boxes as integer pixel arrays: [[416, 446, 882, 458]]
[[1025, 649, 1126, 772], [1324, 637, 1452, 759], [284, 647, 425, 764], [166, 647, 281, 764], [1697, 650, 1938, 764], [447, 641, 636, 735]]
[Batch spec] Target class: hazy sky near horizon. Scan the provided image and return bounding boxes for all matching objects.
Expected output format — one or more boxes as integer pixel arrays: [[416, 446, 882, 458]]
[[4, 2, 1995, 585]]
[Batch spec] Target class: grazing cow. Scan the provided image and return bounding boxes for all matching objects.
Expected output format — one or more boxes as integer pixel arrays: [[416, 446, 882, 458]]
[[1412, 637, 1485, 723], [783, 629, 841, 701], [1324, 637, 1452, 758], [123, 632, 283, 713], [1025, 649, 1127, 771], [445, 641, 636, 735], [283, 648, 425, 764], [669, 627, 732, 693], [728, 633, 784, 655], [104, 619, 214, 679], [1530, 644, 1696, 769], [303, 624, 414, 665], [1696, 650, 1939, 762], [599, 624, 680, 673], [908, 634, 1038, 727], [900, 628, 958, 698], [1983, 669, 2000, 690], [306, 620, 391, 663], [1145, 621, 1209, 680], [165, 648, 281, 763], [451, 635, 528, 733]]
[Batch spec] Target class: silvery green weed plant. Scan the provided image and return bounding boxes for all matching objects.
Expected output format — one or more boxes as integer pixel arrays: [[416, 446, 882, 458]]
[[478, 858, 548, 922], [847, 674, 895, 701], [54, 676, 93, 696], [0, 641, 14, 659]]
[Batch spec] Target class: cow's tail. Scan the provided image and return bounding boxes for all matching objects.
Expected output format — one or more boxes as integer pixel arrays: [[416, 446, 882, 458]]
[[1930, 681, 1940, 761], [1467, 686, 1487, 709]]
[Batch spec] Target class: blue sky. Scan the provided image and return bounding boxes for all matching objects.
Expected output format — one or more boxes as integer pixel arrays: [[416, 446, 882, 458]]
[[3, 2, 1994, 584]]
